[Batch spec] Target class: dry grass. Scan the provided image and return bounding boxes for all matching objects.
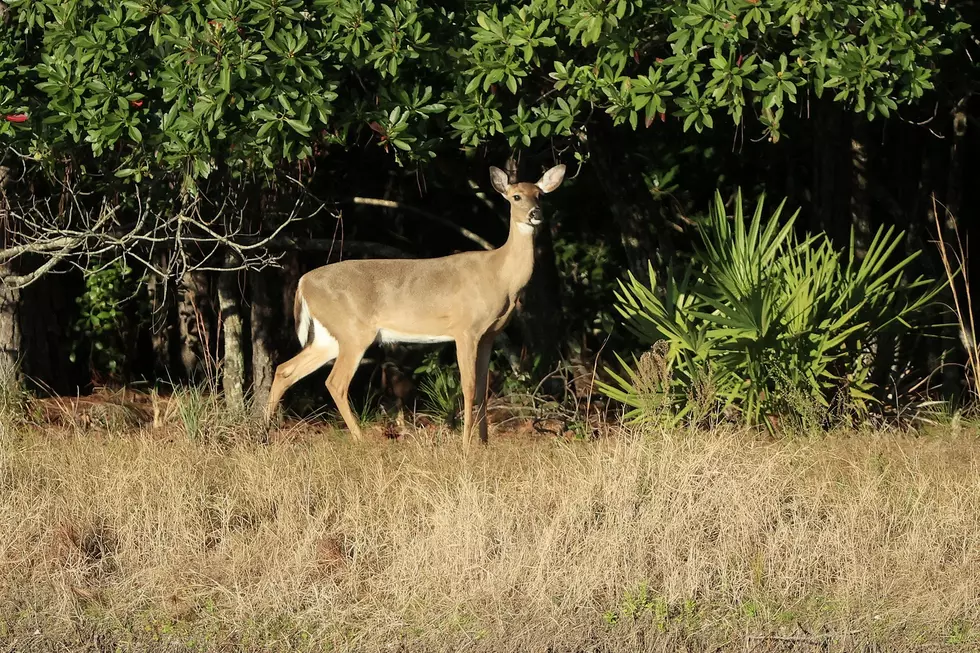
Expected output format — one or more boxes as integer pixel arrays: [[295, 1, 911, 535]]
[[1, 414, 978, 652]]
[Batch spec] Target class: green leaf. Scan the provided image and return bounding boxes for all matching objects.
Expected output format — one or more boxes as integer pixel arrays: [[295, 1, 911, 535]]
[[285, 118, 311, 135], [465, 75, 483, 95], [256, 121, 276, 138], [220, 62, 231, 93]]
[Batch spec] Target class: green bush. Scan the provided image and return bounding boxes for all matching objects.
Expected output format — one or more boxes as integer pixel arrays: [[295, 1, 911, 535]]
[[1, 0, 962, 179], [598, 190, 943, 430], [70, 258, 147, 383], [414, 351, 461, 427]]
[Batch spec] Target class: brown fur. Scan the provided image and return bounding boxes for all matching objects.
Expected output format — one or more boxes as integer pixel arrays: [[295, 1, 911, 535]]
[[264, 164, 566, 444]]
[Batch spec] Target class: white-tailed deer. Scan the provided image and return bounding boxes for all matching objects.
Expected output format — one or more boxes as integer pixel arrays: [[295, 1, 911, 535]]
[[264, 163, 566, 444]]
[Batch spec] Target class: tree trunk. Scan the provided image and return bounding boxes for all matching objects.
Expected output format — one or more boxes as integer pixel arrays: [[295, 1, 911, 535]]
[[849, 119, 872, 258], [0, 268, 20, 393], [0, 166, 20, 392], [282, 252, 301, 338], [498, 157, 566, 377], [249, 267, 275, 410], [944, 99, 968, 232], [20, 271, 80, 394], [514, 222, 565, 379], [148, 252, 176, 384], [587, 114, 674, 278], [811, 99, 850, 239], [218, 251, 245, 412], [177, 270, 213, 384], [941, 99, 969, 399]]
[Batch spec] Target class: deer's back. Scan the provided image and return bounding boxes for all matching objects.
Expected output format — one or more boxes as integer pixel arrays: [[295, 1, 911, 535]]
[[298, 252, 513, 338]]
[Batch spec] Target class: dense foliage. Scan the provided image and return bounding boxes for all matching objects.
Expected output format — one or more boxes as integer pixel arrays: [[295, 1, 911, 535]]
[[0, 0, 966, 185], [599, 191, 943, 429], [69, 259, 146, 381], [0, 1, 976, 414]]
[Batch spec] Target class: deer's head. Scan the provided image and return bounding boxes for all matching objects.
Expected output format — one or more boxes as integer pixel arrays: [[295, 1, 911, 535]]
[[489, 164, 566, 232]]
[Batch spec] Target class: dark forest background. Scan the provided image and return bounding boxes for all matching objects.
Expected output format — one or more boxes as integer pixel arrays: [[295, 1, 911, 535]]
[[1, 0, 978, 423]]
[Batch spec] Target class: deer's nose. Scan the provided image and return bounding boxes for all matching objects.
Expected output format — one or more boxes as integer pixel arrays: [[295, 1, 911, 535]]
[[528, 207, 542, 224]]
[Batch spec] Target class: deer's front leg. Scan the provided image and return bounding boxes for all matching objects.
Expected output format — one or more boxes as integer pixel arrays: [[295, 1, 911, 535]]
[[472, 334, 494, 444], [455, 336, 479, 445]]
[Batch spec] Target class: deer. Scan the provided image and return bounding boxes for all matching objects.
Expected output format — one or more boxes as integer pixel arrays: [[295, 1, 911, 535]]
[[263, 162, 566, 444]]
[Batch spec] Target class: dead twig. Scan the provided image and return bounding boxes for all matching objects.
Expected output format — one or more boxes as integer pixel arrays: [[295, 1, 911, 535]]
[[352, 196, 495, 251]]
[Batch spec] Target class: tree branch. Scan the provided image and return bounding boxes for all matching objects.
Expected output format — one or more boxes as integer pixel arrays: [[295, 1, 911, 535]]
[[352, 196, 495, 251]]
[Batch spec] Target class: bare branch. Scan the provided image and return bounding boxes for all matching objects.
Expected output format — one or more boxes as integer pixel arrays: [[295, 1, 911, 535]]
[[0, 166, 425, 289], [352, 196, 495, 251], [255, 236, 411, 258], [3, 250, 68, 288]]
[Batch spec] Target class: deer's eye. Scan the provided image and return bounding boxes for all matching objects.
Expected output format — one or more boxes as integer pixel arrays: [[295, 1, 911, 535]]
[[512, 194, 521, 201]]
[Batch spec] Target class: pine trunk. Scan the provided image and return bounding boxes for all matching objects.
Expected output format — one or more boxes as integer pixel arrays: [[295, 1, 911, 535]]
[[514, 222, 565, 377], [0, 265, 20, 392], [0, 166, 19, 391], [942, 100, 969, 399], [219, 252, 245, 412], [177, 270, 213, 383], [148, 252, 175, 383], [588, 115, 674, 277], [810, 99, 850, 239], [249, 267, 275, 411], [849, 119, 872, 258]]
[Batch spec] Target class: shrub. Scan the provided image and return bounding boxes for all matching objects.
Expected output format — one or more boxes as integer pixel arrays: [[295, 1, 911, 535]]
[[414, 351, 461, 427], [70, 258, 147, 384], [599, 190, 943, 430]]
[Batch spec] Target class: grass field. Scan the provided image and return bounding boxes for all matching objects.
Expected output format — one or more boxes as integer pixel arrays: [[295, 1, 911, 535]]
[[1, 403, 979, 652]]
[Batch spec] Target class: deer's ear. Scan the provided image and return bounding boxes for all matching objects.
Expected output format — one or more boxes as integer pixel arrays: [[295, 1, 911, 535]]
[[536, 164, 566, 194], [489, 166, 509, 195]]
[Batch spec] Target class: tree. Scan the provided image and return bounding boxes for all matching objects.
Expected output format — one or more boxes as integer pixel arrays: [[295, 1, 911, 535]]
[[0, 0, 973, 403]]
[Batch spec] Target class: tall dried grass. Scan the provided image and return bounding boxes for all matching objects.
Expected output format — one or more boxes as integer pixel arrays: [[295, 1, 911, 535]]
[[0, 420, 978, 652]]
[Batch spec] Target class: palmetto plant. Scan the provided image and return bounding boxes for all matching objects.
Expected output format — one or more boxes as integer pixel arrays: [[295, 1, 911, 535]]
[[599, 190, 943, 429], [415, 353, 462, 427]]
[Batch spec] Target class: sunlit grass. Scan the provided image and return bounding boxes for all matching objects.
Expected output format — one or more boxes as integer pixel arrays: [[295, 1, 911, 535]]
[[1, 410, 978, 652]]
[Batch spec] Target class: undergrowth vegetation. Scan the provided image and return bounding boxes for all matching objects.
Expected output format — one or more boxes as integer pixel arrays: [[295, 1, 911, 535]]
[[0, 421, 977, 653], [600, 191, 945, 431]]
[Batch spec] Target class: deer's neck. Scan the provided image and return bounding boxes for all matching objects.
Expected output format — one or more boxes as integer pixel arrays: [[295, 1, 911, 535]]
[[495, 213, 537, 297]]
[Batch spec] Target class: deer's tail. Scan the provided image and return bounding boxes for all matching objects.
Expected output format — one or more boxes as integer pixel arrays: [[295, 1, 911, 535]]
[[294, 283, 313, 348]]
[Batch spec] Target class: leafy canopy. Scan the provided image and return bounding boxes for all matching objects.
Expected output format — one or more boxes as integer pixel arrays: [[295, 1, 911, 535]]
[[0, 0, 965, 188]]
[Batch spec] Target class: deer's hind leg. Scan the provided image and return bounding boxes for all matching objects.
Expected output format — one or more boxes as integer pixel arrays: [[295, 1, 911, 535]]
[[265, 345, 338, 422]]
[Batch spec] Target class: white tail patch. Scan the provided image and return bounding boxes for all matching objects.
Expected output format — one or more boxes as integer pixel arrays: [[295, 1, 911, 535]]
[[378, 328, 454, 345], [297, 295, 313, 346], [297, 294, 341, 361]]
